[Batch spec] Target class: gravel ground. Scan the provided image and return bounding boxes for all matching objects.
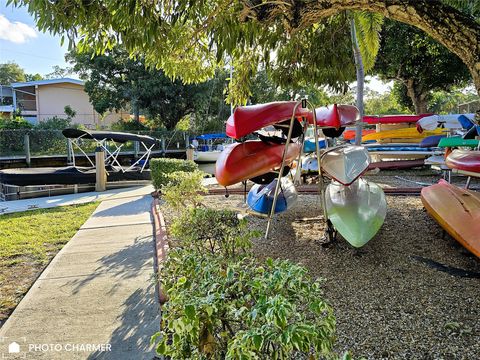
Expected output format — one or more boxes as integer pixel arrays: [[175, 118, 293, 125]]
[[193, 193, 480, 359]]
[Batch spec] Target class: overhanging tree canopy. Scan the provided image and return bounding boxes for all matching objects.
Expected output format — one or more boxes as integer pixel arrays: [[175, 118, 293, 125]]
[[10, 0, 480, 101]]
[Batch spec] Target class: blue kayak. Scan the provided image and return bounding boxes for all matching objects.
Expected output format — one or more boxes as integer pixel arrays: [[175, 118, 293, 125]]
[[247, 178, 298, 215], [420, 135, 446, 148], [303, 138, 326, 153]]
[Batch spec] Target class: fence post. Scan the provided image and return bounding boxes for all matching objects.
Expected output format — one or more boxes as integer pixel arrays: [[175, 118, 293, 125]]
[[66, 139, 73, 165], [95, 147, 106, 192], [186, 145, 195, 161], [24, 134, 31, 167], [134, 141, 139, 159], [161, 137, 166, 156]]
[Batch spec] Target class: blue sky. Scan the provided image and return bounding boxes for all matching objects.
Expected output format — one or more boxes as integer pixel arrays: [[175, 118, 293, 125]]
[[0, 0, 70, 76]]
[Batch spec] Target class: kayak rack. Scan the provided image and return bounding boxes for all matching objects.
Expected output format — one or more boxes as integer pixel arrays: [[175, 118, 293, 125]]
[[264, 99, 334, 240]]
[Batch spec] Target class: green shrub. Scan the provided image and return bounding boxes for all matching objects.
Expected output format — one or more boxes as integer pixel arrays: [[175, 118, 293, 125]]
[[153, 252, 336, 359], [35, 116, 73, 130], [162, 171, 206, 212], [0, 116, 33, 129], [111, 118, 149, 131], [150, 158, 198, 190], [171, 207, 256, 258]]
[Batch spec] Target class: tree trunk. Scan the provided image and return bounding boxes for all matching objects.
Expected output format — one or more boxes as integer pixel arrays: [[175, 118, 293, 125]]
[[350, 17, 364, 146], [246, 0, 480, 95], [405, 79, 428, 114]]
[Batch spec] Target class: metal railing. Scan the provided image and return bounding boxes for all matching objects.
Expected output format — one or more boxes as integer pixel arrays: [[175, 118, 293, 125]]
[[0, 129, 226, 160]]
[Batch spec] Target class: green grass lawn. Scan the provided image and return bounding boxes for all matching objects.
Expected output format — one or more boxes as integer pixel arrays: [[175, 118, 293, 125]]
[[0, 203, 98, 326]]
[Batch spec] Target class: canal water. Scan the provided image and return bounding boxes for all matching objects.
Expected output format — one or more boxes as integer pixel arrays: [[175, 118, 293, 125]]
[[197, 162, 216, 176]]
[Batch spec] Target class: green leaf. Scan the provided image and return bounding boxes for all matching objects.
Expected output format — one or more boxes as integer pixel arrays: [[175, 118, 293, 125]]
[[185, 304, 196, 320]]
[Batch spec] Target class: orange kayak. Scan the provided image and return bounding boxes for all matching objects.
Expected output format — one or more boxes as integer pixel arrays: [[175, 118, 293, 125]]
[[421, 179, 480, 258], [343, 129, 375, 141], [215, 140, 301, 187]]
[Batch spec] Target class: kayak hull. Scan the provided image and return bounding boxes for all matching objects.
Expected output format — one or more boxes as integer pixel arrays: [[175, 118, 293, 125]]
[[326, 178, 386, 248], [226, 102, 311, 139], [215, 140, 301, 186], [420, 135, 446, 148], [321, 146, 370, 186], [362, 128, 444, 142], [314, 104, 359, 129], [446, 150, 480, 173], [438, 137, 479, 148], [421, 180, 480, 258], [416, 113, 475, 131], [247, 178, 298, 215], [363, 114, 431, 125]]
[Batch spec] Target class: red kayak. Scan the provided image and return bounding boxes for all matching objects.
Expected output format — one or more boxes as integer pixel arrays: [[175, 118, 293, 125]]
[[314, 104, 359, 129], [226, 102, 359, 139], [446, 149, 480, 173], [215, 140, 301, 186], [363, 114, 431, 124], [226, 102, 311, 139]]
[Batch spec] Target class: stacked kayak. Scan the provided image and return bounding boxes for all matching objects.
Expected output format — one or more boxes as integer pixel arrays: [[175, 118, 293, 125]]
[[215, 140, 301, 186], [416, 113, 475, 132], [446, 150, 480, 177], [362, 127, 444, 143], [421, 180, 480, 258]]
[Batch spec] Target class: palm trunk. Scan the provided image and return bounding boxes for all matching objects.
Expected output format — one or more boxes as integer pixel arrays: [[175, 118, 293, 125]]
[[350, 17, 364, 146]]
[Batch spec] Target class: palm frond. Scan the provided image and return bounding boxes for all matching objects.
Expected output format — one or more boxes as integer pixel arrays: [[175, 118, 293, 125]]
[[353, 11, 384, 71]]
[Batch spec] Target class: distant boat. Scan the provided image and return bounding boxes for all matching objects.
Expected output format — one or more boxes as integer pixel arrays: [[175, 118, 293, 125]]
[[192, 133, 232, 163]]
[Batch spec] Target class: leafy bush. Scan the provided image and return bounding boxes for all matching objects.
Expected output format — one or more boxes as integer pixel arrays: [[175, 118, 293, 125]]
[[150, 158, 198, 190], [154, 171, 338, 359], [162, 171, 206, 212], [0, 116, 33, 129], [171, 208, 255, 257], [111, 118, 149, 131], [35, 116, 73, 130], [153, 252, 336, 359]]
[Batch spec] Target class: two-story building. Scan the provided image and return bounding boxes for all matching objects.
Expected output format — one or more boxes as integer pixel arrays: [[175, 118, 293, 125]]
[[0, 78, 126, 128]]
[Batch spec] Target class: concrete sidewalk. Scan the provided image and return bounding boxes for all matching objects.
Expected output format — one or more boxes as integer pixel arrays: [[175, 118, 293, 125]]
[[0, 195, 160, 359], [0, 185, 155, 214]]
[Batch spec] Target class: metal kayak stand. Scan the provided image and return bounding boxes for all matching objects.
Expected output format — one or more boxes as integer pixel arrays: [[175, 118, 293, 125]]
[[264, 99, 334, 241]]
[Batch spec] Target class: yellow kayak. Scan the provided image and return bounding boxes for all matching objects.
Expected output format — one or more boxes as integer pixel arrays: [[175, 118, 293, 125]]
[[362, 127, 445, 142]]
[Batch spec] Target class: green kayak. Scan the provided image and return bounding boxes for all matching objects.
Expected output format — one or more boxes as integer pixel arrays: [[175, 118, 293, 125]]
[[438, 137, 479, 148], [325, 178, 386, 248]]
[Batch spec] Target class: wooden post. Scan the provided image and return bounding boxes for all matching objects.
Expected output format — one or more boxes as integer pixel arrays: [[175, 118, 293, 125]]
[[24, 134, 31, 167], [186, 145, 194, 161], [95, 147, 106, 192]]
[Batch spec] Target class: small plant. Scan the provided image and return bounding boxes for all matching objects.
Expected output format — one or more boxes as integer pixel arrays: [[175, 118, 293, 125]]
[[162, 171, 206, 212], [150, 158, 198, 190], [153, 253, 336, 359], [170, 207, 256, 258]]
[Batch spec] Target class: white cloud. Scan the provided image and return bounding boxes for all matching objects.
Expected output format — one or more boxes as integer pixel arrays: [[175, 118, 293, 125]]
[[0, 14, 37, 44]]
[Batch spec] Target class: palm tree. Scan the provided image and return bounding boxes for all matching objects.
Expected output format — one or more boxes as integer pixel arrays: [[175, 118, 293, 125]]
[[349, 12, 383, 145]]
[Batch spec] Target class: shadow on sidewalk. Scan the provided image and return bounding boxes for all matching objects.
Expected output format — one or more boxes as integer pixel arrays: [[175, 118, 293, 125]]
[[86, 284, 160, 359], [91, 197, 150, 218]]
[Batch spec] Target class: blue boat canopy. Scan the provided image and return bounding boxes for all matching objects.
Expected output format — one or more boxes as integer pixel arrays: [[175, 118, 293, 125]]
[[195, 133, 228, 140]]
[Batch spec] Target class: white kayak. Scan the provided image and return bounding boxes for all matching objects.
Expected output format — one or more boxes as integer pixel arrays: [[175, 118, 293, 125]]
[[325, 178, 386, 248], [321, 146, 370, 185], [416, 113, 475, 131]]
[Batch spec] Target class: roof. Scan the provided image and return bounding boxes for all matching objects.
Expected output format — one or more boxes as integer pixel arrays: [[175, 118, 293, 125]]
[[11, 78, 84, 88]]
